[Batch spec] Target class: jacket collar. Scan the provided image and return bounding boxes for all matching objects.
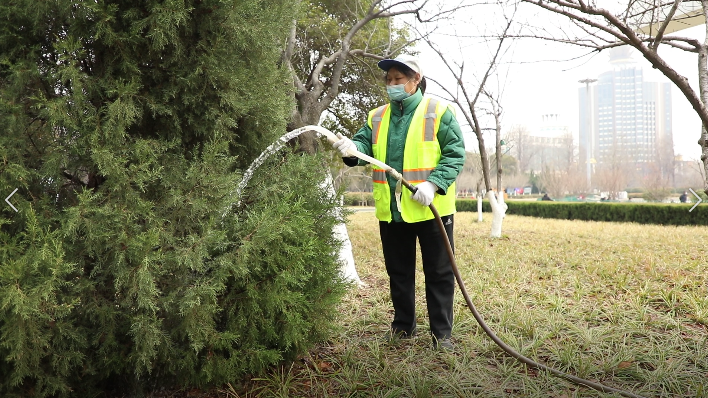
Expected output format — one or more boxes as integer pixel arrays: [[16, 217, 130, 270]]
[[390, 89, 423, 116]]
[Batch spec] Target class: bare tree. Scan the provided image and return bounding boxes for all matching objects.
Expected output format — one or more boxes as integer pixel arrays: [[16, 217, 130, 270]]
[[537, 164, 586, 198], [560, 132, 577, 173], [501, 125, 536, 195], [534, 130, 586, 198], [675, 157, 706, 188], [281, 0, 463, 153], [641, 162, 673, 201], [335, 164, 374, 194], [455, 151, 488, 221], [537, 165, 567, 198], [505, 124, 537, 174], [567, 164, 589, 194], [486, 91, 505, 193], [457, 150, 485, 193], [517, 0, 708, 196], [422, 6, 517, 237], [594, 145, 634, 199]]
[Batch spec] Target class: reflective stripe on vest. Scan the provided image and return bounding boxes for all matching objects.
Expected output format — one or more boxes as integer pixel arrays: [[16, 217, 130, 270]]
[[372, 169, 387, 184], [402, 169, 433, 183], [370, 100, 438, 182], [373, 169, 432, 184], [371, 105, 389, 145], [369, 104, 391, 193], [423, 98, 438, 142], [368, 97, 456, 222]]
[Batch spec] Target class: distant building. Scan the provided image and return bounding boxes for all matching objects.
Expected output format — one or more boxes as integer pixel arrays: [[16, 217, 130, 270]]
[[578, 47, 673, 185], [523, 114, 574, 174]]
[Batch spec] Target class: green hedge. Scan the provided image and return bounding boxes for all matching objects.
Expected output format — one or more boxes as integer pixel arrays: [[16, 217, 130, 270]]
[[343, 192, 374, 206], [455, 199, 708, 226], [456, 199, 492, 213]]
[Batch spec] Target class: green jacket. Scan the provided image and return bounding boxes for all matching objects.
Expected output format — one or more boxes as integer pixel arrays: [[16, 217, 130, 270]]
[[344, 89, 466, 222]]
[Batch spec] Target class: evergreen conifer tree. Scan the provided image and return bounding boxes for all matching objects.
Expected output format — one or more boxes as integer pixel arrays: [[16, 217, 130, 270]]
[[0, 1, 346, 396]]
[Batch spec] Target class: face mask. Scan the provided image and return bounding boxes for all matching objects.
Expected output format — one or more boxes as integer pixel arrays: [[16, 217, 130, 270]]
[[386, 81, 412, 102]]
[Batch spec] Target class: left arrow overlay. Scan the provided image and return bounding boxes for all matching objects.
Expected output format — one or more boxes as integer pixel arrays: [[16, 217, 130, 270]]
[[5, 188, 18, 212]]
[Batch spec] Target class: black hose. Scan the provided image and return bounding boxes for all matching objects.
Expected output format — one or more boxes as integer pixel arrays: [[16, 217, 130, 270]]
[[401, 179, 647, 398]]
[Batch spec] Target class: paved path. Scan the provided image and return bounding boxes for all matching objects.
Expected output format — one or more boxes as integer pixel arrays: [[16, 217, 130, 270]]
[[346, 206, 375, 213]]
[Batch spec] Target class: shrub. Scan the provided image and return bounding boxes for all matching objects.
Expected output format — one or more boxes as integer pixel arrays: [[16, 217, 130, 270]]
[[343, 192, 374, 206], [642, 189, 672, 202], [455, 199, 708, 226], [455, 198, 491, 213], [0, 1, 345, 396]]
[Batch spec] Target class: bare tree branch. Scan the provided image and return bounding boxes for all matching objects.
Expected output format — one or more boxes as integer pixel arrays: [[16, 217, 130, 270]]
[[652, 0, 683, 50], [520, 0, 708, 194], [284, 0, 468, 155], [662, 38, 701, 52], [282, 17, 306, 93], [420, 5, 517, 191], [507, 32, 699, 51], [523, 0, 708, 132], [323, 0, 432, 110]]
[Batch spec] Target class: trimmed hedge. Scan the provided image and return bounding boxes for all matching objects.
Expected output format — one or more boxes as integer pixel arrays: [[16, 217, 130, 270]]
[[456, 199, 492, 213], [344, 192, 374, 206], [455, 199, 708, 226]]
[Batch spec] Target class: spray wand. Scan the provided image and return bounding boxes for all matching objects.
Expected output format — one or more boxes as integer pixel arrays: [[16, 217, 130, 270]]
[[310, 125, 647, 398]]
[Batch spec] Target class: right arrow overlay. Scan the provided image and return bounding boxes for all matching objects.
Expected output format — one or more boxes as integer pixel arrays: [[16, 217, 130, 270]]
[[689, 188, 703, 212]]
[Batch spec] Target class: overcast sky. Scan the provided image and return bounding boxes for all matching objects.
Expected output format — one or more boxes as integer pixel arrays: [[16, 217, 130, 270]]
[[407, 1, 705, 160]]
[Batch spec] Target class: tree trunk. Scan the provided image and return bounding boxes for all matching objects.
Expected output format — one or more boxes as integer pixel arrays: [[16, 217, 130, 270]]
[[487, 190, 508, 238], [495, 113, 503, 193], [288, 91, 361, 286], [491, 102, 506, 237], [477, 134, 493, 192], [288, 96, 324, 155], [476, 181, 483, 222], [700, 0, 708, 195], [321, 173, 364, 286]]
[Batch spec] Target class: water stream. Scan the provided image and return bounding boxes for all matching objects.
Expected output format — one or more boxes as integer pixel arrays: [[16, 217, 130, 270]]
[[223, 126, 320, 217], [223, 124, 390, 218], [222, 125, 363, 284]]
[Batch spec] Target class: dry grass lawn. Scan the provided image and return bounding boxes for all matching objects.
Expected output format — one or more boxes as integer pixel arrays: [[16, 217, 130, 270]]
[[227, 212, 708, 397]]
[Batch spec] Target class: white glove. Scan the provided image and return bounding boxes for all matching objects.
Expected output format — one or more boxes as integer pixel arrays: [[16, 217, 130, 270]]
[[411, 181, 437, 206], [332, 133, 356, 156]]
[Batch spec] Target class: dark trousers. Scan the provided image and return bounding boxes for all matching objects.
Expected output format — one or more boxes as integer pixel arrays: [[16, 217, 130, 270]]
[[379, 215, 455, 339]]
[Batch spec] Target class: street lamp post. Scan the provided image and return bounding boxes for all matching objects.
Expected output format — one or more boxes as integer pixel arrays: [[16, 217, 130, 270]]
[[579, 78, 597, 191]]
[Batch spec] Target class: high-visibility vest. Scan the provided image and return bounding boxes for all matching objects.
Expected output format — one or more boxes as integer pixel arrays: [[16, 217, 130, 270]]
[[368, 97, 457, 222]]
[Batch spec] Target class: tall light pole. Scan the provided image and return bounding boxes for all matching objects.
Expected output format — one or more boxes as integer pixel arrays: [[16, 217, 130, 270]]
[[579, 78, 597, 191]]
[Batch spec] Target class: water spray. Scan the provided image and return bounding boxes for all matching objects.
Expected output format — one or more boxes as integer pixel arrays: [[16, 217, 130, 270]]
[[235, 125, 647, 398]]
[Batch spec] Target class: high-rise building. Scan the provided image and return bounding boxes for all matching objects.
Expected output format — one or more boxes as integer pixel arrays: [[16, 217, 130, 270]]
[[578, 48, 673, 185]]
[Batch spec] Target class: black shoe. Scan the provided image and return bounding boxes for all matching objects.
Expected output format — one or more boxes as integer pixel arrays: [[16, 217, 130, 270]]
[[383, 327, 416, 343], [432, 337, 454, 352]]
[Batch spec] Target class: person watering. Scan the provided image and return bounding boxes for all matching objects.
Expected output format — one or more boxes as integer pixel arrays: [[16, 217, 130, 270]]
[[333, 54, 466, 351]]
